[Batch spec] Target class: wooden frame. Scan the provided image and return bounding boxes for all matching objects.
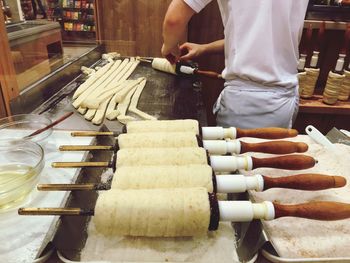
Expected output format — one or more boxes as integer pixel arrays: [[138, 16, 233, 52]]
[[0, 9, 19, 116]]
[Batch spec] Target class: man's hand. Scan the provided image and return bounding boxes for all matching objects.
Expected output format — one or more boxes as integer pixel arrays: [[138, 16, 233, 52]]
[[161, 44, 181, 64], [179, 42, 206, 61]]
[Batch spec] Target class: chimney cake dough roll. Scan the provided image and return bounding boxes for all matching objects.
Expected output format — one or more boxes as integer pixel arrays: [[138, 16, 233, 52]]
[[116, 147, 208, 167], [126, 119, 199, 135], [112, 165, 213, 192], [118, 132, 199, 149], [152, 58, 177, 75], [94, 187, 210, 237]]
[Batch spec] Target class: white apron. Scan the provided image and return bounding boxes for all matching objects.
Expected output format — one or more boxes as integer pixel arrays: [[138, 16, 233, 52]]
[[214, 79, 299, 129]]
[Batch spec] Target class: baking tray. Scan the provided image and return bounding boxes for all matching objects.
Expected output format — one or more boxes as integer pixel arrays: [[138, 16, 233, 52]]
[[234, 190, 350, 263]]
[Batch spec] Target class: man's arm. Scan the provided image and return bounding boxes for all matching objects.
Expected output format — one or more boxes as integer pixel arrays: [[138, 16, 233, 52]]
[[162, 0, 196, 63], [179, 39, 224, 61]]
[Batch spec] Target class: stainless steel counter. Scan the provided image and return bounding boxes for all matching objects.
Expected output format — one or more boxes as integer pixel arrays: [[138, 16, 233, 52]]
[[6, 21, 61, 46], [28, 58, 207, 132]]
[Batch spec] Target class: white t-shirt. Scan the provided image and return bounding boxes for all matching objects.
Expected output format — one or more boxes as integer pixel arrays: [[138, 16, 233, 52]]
[[184, 0, 309, 88]]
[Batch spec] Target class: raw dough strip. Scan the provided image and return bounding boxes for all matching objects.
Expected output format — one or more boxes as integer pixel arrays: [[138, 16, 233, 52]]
[[116, 147, 208, 167], [102, 59, 140, 97], [84, 108, 96, 121], [114, 78, 143, 103], [90, 79, 142, 124], [116, 86, 138, 124], [105, 93, 119, 120], [126, 119, 200, 134], [128, 79, 156, 120], [92, 97, 113, 125], [103, 60, 141, 119], [83, 81, 125, 109], [79, 59, 126, 108], [73, 60, 120, 106], [81, 66, 95, 75], [72, 59, 124, 108], [86, 79, 139, 109], [77, 106, 87, 115], [115, 78, 145, 124], [94, 187, 210, 237], [73, 61, 114, 99], [82, 59, 139, 109], [118, 132, 198, 149], [112, 165, 213, 192]]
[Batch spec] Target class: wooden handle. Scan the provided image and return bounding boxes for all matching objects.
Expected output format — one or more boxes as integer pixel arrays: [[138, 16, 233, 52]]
[[59, 145, 114, 151], [252, 155, 316, 170], [37, 183, 110, 191], [263, 174, 346, 191], [18, 208, 94, 216], [195, 69, 222, 79], [240, 141, 308, 154], [236, 127, 298, 139], [273, 201, 350, 220], [51, 162, 110, 168], [70, 131, 115, 137], [26, 112, 74, 138]]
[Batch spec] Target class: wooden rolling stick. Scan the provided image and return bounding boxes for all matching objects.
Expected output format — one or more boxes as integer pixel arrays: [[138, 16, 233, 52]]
[[18, 201, 350, 222], [52, 148, 316, 171], [60, 133, 308, 155], [18, 188, 350, 226], [19, 201, 350, 222], [37, 173, 346, 193], [70, 119, 298, 140]]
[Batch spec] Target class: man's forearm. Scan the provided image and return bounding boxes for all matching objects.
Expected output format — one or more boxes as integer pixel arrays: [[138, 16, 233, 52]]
[[203, 39, 225, 55], [163, 0, 195, 53]]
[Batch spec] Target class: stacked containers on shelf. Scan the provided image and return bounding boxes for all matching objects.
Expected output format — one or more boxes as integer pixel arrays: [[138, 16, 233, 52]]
[[297, 54, 307, 96], [297, 24, 311, 96], [322, 54, 345, 105], [338, 25, 350, 101], [301, 23, 325, 99]]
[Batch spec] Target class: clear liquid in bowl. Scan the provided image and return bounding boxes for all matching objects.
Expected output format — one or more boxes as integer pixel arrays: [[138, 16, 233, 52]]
[[0, 164, 38, 211]]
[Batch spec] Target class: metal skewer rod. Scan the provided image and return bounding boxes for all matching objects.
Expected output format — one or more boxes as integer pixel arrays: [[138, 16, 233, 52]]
[[36, 174, 346, 192], [18, 201, 350, 221]]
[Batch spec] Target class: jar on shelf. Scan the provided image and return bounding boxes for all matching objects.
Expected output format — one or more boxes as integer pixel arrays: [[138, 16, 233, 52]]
[[338, 70, 350, 101], [322, 71, 345, 105]]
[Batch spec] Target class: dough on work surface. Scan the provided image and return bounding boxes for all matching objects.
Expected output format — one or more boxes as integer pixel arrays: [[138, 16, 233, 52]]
[[73, 61, 113, 99], [152, 58, 176, 75], [118, 132, 199, 149], [126, 119, 200, 134], [116, 147, 208, 167], [112, 165, 213, 192], [94, 187, 210, 237], [128, 78, 156, 120]]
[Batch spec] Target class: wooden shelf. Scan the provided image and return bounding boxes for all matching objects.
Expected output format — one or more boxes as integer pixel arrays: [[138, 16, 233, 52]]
[[299, 95, 350, 115], [62, 18, 95, 23], [62, 7, 94, 10], [64, 30, 95, 32]]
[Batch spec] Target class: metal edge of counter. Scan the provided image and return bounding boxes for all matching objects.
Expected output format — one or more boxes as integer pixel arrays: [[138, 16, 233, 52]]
[[7, 21, 62, 42], [9, 44, 104, 115]]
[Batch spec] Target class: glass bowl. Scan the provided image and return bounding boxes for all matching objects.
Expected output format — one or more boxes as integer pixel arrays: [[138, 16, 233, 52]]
[[0, 139, 44, 212], [0, 114, 52, 143]]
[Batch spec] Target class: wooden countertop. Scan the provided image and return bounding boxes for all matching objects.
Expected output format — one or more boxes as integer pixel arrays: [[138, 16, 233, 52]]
[[299, 95, 350, 115]]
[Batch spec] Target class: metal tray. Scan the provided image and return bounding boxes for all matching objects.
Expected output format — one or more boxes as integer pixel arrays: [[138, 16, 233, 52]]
[[233, 190, 350, 263]]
